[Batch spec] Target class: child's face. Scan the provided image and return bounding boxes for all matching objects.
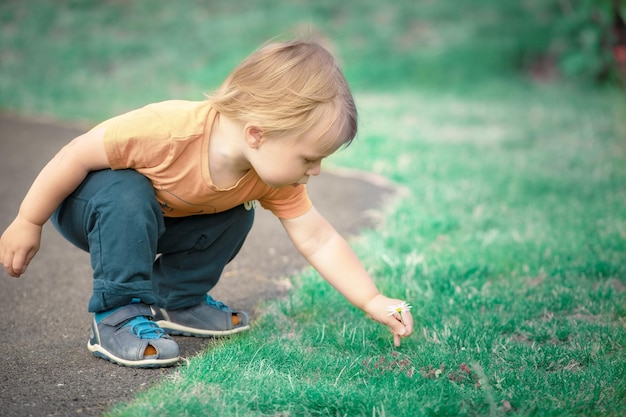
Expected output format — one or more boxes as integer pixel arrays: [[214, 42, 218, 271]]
[[250, 125, 343, 188]]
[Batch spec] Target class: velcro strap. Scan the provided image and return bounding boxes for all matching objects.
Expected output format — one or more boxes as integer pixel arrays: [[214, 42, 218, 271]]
[[100, 303, 152, 327]]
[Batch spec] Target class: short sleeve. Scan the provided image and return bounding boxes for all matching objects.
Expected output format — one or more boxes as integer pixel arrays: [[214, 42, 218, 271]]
[[258, 184, 312, 219], [94, 105, 172, 170]]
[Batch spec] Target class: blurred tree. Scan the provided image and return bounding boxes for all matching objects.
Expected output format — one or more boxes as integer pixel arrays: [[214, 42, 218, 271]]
[[550, 0, 625, 85]]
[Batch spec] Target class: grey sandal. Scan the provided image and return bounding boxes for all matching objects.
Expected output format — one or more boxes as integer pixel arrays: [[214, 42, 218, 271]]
[[152, 295, 250, 337], [88, 302, 180, 368]]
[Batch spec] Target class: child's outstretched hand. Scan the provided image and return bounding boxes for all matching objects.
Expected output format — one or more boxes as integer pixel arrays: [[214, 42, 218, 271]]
[[364, 294, 414, 347]]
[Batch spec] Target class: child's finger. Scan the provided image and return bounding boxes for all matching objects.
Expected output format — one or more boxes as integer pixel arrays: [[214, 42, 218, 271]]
[[11, 250, 29, 276], [1, 250, 16, 277], [388, 311, 413, 347], [386, 314, 407, 343], [402, 311, 414, 335]]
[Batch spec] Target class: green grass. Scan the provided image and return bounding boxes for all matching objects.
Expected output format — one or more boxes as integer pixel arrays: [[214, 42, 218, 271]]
[[102, 86, 626, 417], [1, 0, 625, 416]]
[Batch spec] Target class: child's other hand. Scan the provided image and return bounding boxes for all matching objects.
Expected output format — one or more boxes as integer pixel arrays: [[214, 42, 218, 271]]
[[0, 216, 42, 278], [364, 294, 414, 347]]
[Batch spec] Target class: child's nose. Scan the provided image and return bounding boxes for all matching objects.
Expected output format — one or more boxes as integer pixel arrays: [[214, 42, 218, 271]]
[[306, 161, 321, 176]]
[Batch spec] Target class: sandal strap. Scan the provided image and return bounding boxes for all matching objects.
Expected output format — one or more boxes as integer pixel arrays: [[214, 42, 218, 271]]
[[206, 295, 249, 327], [99, 303, 153, 327], [125, 316, 167, 339], [205, 295, 230, 311]]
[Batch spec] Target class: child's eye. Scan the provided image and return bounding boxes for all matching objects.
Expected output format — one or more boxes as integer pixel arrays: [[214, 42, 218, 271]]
[[303, 157, 323, 165]]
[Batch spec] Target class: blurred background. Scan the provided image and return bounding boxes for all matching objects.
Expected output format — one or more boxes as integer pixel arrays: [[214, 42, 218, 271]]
[[1, 0, 624, 123]]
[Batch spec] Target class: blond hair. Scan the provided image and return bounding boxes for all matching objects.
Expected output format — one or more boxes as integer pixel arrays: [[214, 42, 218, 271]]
[[206, 40, 357, 147]]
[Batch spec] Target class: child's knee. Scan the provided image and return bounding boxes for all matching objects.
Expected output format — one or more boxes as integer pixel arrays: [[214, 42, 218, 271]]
[[102, 170, 159, 212], [112, 170, 153, 197]]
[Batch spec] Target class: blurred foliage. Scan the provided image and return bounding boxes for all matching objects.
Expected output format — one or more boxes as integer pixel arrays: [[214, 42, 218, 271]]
[[548, 0, 626, 83], [0, 0, 623, 122]]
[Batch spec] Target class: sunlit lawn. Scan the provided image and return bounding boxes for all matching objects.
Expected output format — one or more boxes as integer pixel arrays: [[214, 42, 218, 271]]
[[104, 86, 626, 416]]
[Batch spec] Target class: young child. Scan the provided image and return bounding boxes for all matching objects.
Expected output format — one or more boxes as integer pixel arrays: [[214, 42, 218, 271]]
[[0, 40, 413, 368]]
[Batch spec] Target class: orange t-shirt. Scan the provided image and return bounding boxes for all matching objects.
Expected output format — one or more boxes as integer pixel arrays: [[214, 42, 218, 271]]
[[95, 100, 312, 219]]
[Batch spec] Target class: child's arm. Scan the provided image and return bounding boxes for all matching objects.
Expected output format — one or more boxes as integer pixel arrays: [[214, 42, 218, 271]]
[[0, 128, 110, 278], [281, 206, 414, 346]]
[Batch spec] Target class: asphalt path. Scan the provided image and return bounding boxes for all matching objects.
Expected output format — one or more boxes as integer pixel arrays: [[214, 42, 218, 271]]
[[0, 114, 395, 417]]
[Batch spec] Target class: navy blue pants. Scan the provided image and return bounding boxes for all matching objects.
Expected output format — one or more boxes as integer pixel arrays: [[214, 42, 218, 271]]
[[51, 169, 254, 313]]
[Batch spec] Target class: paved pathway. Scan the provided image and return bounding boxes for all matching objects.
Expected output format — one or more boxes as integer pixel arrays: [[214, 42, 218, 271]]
[[0, 115, 395, 417]]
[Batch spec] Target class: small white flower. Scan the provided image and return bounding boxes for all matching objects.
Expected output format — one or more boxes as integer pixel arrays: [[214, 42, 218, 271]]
[[386, 301, 412, 316]]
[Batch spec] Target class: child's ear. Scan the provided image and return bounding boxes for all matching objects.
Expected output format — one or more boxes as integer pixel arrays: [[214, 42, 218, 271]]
[[244, 125, 264, 149]]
